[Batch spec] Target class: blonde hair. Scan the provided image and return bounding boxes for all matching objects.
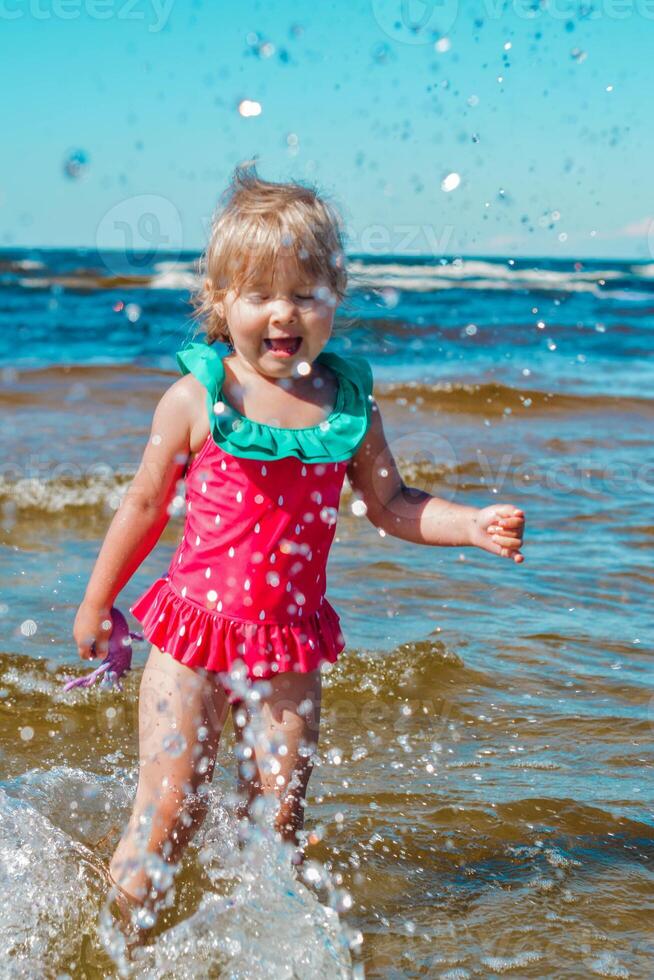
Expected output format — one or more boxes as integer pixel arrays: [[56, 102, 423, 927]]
[[190, 163, 348, 345]]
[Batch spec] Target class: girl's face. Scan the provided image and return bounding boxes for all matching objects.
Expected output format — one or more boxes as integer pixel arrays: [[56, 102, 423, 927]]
[[216, 256, 336, 379]]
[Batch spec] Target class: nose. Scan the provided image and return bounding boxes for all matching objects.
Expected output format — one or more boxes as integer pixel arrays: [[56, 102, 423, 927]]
[[269, 298, 297, 326]]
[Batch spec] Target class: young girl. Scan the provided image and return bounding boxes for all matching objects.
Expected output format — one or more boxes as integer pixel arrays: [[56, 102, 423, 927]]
[[73, 165, 525, 932]]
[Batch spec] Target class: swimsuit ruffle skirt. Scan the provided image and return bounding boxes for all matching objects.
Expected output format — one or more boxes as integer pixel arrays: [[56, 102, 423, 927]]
[[129, 341, 374, 697]]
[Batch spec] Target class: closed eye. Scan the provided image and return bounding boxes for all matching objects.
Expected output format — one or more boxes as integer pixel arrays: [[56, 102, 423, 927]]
[[245, 293, 314, 303]]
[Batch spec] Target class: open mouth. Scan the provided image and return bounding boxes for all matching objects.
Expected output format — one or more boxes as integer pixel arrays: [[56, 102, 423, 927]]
[[263, 336, 302, 357]]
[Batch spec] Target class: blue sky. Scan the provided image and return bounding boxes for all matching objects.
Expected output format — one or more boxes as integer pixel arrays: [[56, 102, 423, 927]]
[[1, 0, 652, 259]]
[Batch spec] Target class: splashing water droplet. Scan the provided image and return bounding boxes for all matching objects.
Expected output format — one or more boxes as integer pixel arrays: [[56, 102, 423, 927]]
[[63, 149, 89, 180], [163, 732, 187, 757], [441, 172, 461, 193], [319, 506, 338, 526], [238, 99, 262, 118], [125, 303, 141, 323]]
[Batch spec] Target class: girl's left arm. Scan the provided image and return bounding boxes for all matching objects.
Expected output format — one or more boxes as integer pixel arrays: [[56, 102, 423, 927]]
[[346, 401, 525, 564]]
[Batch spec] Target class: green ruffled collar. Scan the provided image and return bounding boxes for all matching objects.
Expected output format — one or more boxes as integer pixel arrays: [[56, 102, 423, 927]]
[[176, 341, 373, 462]]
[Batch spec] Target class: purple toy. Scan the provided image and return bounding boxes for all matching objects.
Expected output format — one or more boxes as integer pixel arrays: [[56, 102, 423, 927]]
[[63, 606, 144, 692]]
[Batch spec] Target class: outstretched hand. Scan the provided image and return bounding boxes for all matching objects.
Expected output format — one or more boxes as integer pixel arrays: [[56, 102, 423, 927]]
[[470, 504, 526, 563]]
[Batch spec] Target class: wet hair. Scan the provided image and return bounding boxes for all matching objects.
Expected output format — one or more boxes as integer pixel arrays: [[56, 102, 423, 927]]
[[190, 162, 348, 345]]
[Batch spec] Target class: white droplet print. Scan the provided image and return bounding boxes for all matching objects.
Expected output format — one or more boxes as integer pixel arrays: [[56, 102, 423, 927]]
[[215, 513, 221, 525], [254, 494, 264, 504], [301, 465, 307, 477], [278, 495, 284, 506], [207, 590, 218, 602], [236, 490, 243, 503], [295, 523, 301, 535], [217, 600, 223, 612], [295, 591, 306, 605], [181, 585, 188, 598], [205, 568, 211, 579], [201, 481, 207, 493], [179, 624, 186, 636], [195, 534, 201, 546], [266, 571, 280, 587], [261, 464, 267, 476], [244, 579, 251, 591], [220, 460, 227, 471], [254, 522, 260, 534], [259, 610, 266, 621], [197, 635, 203, 646], [228, 547, 235, 558]]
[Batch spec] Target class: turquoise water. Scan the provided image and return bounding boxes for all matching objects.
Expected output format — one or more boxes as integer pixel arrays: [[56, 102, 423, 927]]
[[1, 249, 652, 977]]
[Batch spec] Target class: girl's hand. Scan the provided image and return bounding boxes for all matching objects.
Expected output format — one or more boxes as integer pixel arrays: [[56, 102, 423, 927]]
[[73, 600, 113, 661], [470, 504, 526, 564]]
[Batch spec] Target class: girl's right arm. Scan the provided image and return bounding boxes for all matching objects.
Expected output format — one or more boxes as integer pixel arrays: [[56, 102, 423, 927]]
[[73, 380, 196, 661]]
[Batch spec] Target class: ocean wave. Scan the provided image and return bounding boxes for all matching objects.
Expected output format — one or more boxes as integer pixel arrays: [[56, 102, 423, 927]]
[[0, 471, 133, 514], [348, 258, 654, 299], [377, 380, 654, 416], [5, 254, 654, 301], [4, 360, 651, 418]]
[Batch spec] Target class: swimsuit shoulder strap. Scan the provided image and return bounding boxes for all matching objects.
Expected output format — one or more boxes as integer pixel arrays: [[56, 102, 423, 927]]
[[319, 351, 374, 415], [176, 340, 225, 395]]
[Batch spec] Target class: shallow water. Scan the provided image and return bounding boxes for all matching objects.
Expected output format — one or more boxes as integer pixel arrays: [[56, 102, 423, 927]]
[[1, 249, 653, 977]]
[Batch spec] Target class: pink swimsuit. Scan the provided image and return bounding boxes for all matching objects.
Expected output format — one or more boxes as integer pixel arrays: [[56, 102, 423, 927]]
[[129, 341, 373, 693]]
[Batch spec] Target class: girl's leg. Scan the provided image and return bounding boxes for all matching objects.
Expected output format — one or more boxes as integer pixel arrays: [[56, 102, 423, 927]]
[[234, 668, 322, 854], [108, 644, 230, 915]]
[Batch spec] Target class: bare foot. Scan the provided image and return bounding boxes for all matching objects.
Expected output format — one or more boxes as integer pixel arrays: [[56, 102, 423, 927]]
[[107, 878, 156, 952]]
